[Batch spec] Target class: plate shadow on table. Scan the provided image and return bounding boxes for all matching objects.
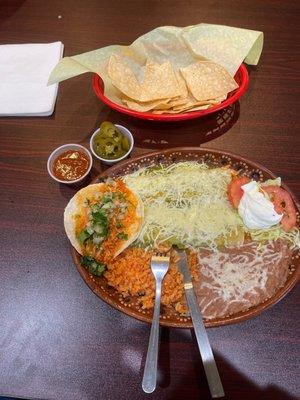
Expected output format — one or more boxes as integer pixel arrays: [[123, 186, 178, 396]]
[[137, 327, 297, 400], [101, 102, 240, 150]]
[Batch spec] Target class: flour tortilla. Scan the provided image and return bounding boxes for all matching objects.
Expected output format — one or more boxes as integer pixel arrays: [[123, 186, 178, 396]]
[[64, 183, 144, 257]]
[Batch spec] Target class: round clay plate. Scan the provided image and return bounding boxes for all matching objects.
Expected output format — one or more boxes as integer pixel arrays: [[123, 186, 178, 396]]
[[71, 147, 299, 328]]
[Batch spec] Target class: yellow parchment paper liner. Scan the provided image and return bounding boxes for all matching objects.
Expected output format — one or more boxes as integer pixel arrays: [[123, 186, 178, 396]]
[[48, 24, 263, 106]]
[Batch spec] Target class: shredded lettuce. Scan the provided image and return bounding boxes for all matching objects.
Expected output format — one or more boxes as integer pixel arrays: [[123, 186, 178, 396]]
[[81, 256, 106, 276], [248, 226, 300, 249], [264, 177, 281, 186]]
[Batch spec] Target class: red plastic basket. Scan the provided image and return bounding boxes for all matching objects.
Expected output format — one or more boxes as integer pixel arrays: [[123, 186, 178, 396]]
[[92, 64, 249, 121]]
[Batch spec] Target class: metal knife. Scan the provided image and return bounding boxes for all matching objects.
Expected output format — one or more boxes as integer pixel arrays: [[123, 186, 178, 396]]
[[177, 250, 225, 398]]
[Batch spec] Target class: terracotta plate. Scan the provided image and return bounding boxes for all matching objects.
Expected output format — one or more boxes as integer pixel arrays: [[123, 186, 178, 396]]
[[71, 147, 299, 328]]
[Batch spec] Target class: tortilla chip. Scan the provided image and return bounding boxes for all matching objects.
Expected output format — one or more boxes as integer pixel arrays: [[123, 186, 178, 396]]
[[180, 61, 238, 101], [111, 56, 232, 113], [141, 60, 181, 100], [171, 96, 225, 111], [108, 56, 182, 103], [154, 91, 228, 113], [175, 71, 189, 98], [213, 95, 227, 102], [108, 55, 143, 101], [152, 104, 211, 114], [122, 97, 172, 112], [172, 102, 211, 112]]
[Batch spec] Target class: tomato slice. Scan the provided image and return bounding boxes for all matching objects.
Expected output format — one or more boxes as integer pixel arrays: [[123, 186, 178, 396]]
[[227, 176, 250, 208], [262, 185, 297, 231]]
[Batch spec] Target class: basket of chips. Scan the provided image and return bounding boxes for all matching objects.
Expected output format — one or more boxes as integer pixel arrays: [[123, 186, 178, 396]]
[[92, 62, 248, 121], [49, 24, 263, 121]]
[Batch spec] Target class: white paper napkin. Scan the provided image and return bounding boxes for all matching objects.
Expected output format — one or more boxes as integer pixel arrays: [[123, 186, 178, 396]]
[[0, 41, 64, 116]]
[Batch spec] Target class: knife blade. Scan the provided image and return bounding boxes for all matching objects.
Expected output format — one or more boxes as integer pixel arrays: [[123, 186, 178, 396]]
[[177, 250, 225, 398]]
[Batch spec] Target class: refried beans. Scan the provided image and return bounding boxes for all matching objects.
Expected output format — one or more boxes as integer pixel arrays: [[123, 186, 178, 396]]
[[192, 239, 292, 319]]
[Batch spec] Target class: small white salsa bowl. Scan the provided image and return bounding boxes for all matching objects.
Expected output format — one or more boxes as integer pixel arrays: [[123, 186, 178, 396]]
[[89, 124, 134, 165], [47, 143, 93, 184]]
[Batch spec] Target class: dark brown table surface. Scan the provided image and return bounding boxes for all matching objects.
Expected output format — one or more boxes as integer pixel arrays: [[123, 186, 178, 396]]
[[1, 1, 299, 399]]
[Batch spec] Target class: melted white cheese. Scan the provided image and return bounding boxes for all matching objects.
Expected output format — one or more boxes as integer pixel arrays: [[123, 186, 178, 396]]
[[123, 162, 243, 249]]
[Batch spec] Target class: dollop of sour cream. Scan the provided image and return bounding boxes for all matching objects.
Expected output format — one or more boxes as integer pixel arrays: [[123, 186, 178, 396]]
[[238, 181, 283, 229]]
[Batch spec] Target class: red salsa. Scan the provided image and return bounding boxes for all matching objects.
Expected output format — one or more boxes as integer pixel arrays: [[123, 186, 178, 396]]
[[53, 150, 90, 181]]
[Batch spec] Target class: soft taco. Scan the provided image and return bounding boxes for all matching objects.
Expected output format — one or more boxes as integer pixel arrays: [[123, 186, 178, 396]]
[[64, 180, 144, 264]]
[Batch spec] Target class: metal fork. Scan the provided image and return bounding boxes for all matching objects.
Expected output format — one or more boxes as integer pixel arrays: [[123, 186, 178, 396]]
[[142, 254, 170, 393]]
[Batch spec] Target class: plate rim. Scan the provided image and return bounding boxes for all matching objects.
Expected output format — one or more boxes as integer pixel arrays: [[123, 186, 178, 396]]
[[72, 147, 299, 328], [92, 64, 249, 121]]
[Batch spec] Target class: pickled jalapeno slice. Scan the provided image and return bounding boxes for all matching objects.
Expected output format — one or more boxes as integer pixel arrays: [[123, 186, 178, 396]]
[[93, 121, 131, 160]]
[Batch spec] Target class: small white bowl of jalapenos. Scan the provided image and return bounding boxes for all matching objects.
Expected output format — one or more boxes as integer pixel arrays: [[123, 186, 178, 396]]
[[89, 121, 134, 165]]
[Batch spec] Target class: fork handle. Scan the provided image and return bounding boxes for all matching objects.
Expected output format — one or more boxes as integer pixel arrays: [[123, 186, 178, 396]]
[[142, 281, 162, 393]]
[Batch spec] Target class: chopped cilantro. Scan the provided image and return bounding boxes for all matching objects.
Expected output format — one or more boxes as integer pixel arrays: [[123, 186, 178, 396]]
[[91, 204, 101, 213], [101, 202, 113, 210], [81, 256, 106, 276], [94, 223, 108, 237], [80, 197, 113, 248], [102, 196, 113, 204], [92, 209, 108, 224], [78, 229, 92, 244], [117, 232, 128, 240]]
